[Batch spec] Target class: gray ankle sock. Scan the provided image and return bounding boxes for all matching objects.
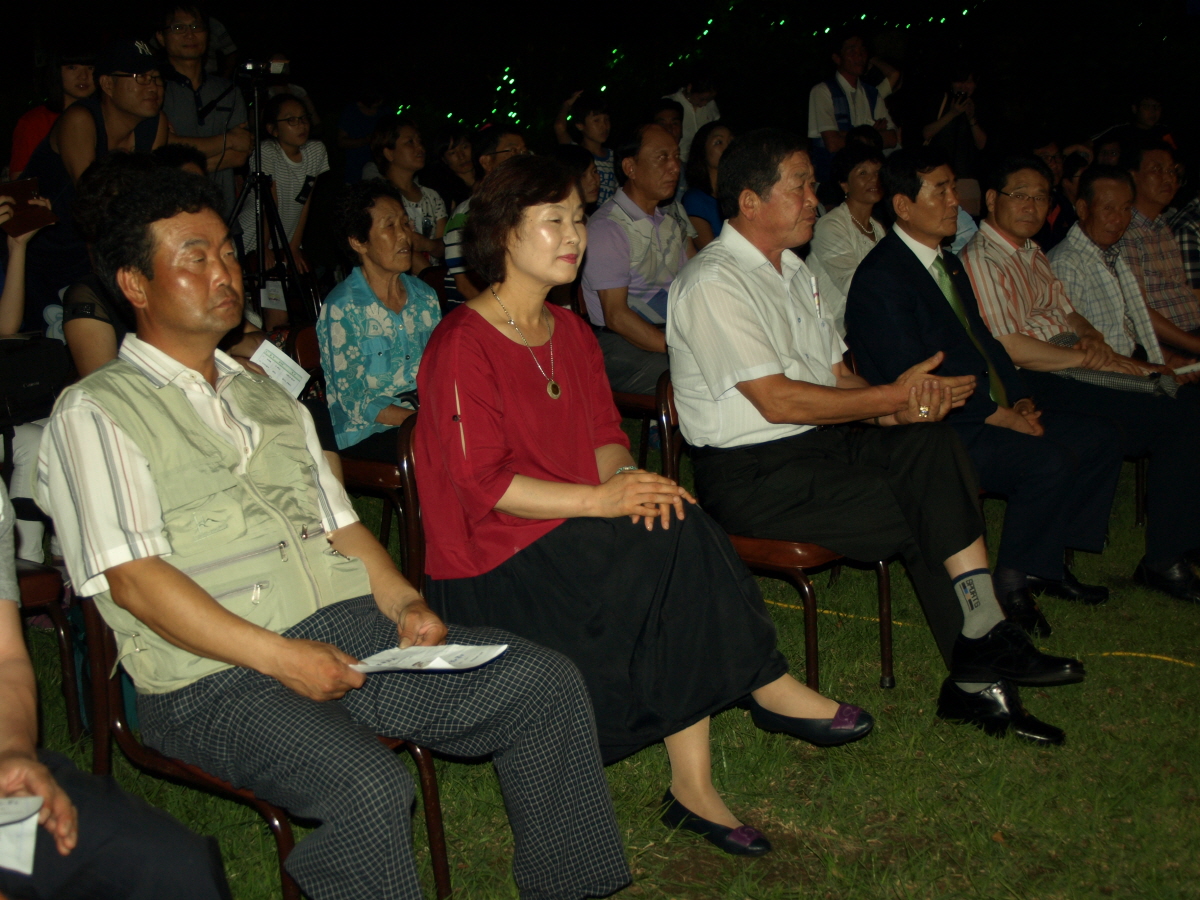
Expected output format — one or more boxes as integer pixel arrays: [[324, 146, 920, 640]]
[[952, 568, 1006, 639], [953, 682, 994, 693]]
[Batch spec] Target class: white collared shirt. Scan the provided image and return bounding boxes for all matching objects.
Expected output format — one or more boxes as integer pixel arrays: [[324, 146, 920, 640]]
[[894, 223, 944, 280], [36, 336, 357, 596], [666, 224, 846, 449]]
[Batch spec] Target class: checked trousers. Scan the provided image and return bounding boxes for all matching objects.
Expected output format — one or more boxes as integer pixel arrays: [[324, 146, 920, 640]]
[[137, 595, 632, 900]]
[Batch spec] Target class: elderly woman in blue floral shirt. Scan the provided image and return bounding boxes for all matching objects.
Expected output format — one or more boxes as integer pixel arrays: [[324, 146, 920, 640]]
[[318, 180, 442, 460]]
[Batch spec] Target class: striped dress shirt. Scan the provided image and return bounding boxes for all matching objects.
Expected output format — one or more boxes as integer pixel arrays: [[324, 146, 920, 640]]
[[960, 220, 1076, 340], [1047, 222, 1164, 363], [36, 337, 358, 597], [1121, 208, 1200, 331]]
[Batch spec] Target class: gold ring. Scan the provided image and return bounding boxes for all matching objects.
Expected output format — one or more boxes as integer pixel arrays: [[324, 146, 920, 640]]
[[918, 406, 931, 417]]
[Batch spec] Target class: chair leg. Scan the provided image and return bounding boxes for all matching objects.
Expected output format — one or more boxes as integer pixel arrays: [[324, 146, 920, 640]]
[[782, 569, 820, 691], [379, 497, 394, 548], [405, 743, 452, 899], [84, 604, 112, 777], [42, 595, 83, 742], [250, 798, 300, 900], [828, 564, 842, 587], [637, 416, 650, 470], [875, 560, 895, 689], [1135, 457, 1148, 527]]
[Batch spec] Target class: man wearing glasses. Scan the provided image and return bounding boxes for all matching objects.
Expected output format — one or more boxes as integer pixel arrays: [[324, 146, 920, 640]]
[[957, 155, 1200, 606], [157, 5, 250, 216], [18, 39, 168, 330]]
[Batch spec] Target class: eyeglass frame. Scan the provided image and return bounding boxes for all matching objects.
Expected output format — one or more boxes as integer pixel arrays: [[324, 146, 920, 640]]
[[164, 22, 207, 33], [109, 72, 165, 87], [275, 115, 312, 127], [997, 189, 1052, 207], [483, 147, 530, 158]]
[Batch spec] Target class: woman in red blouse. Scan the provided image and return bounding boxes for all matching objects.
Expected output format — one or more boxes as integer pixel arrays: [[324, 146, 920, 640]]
[[415, 156, 874, 858]]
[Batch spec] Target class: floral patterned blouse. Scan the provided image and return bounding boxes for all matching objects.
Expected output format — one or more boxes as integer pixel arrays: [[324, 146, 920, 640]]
[[317, 267, 442, 450]]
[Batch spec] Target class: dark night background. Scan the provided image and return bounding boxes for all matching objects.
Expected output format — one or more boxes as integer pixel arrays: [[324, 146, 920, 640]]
[[4, 0, 1200, 177]]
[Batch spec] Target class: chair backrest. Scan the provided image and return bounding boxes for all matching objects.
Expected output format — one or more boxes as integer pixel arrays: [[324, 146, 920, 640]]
[[655, 370, 687, 483], [418, 266, 449, 307], [396, 414, 426, 592], [288, 324, 322, 372]]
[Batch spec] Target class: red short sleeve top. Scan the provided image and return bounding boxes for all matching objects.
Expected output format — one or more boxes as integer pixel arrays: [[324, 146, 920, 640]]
[[415, 304, 629, 579]]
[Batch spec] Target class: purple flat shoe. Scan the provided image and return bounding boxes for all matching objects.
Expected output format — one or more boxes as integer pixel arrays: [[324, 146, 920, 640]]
[[747, 696, 875, 746], [660, 790, 772, 857]]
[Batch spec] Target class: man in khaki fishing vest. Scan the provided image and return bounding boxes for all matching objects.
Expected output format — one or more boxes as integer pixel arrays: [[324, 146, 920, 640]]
[[35, 168, 630, 900]]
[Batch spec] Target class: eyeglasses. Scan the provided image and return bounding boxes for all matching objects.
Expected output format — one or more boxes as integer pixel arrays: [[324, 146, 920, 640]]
[[998, 190, 1051, 206], [485, 147, 529, 158], [111, 72, 164, 86], [165, 22, 207, 33], [276, 115, 311, 127]]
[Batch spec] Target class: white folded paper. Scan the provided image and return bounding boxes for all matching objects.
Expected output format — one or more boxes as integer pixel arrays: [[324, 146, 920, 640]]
[[249, 340, 311, 398], [350, 644, 508, 673], [0, 796, 43, 875], [1172, 360, 1200, 375]]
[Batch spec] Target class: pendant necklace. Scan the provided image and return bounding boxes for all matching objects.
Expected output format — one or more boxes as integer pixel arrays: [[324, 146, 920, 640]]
[[490, 288, 561, 399]]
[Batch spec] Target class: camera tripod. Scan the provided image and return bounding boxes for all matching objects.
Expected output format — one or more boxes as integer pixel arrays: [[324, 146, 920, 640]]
[[228, 61, 320, 326]]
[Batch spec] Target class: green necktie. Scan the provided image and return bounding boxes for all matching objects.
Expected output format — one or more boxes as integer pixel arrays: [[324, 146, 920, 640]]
[[932, 255, 1009, 408]]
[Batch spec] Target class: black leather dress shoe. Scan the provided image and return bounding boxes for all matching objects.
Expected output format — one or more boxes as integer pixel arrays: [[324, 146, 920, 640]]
[[1134, 557, 1200, 604], [936, 678, 1065, 745], [746, 696, 874, 746], [999, 588, 1053, 637], [1026, 568, 1109, 605], [950, 621, 1085, 686], [660, 790, 772, 856]]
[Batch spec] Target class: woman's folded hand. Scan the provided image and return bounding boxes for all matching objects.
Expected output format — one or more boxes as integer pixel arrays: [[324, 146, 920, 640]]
[[594, 470, 697, 531]]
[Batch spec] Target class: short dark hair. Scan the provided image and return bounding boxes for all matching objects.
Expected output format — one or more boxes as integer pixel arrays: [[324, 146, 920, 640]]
[[1078, 165, 1136, 207], [716, 128, 808, 220], [552, 143, 596, 181], [831, 143, 885, 188], [1119, 135, 1175, 173], [262, 92, 304, 135], [685, 64, 717, 95], [568, 91, 608, 131], [157, 3, 206, 32], [334, 179, 406, 265], [472, 124, 524, 163], [94, 167, 223, 305], [845, 124, 884, 152], [684, 121, 732, 198], [613, 124, 654, 187], [464, 156, 577, 285], [371, 114, 420, 175], [650, 97, 684, 121], [1062, 151, 1090, 183], [74, 151, 160, 244], [152, 142, 208, 173], [433, 126, 470, 163], [880, 146, 952, 209], [829, 29, 861, 57], [986, 155, 1054, 196]]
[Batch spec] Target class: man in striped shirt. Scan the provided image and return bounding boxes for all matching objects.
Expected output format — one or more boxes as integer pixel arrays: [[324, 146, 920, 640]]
[[962, 156, 1200, 606]]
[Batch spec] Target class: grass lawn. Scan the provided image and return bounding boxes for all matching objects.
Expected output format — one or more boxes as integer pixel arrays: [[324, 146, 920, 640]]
[[26, 441, 1199, 899]]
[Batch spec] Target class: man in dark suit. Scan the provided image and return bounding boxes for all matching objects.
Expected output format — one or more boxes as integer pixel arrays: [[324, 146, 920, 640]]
[[668, 130, 1086, 746], [846, 148, 1122, 639]]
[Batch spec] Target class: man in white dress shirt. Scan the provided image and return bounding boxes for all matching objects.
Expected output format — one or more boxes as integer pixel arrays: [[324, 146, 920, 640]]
[[667, 129, 1085, 745]]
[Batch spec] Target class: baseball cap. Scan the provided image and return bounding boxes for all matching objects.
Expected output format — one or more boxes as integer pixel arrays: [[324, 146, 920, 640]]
[[96, 40, 159, 77]]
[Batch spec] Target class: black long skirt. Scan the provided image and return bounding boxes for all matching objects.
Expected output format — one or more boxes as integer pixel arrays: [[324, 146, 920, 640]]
[[426, 508, 789, 763]]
